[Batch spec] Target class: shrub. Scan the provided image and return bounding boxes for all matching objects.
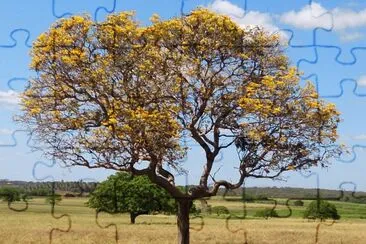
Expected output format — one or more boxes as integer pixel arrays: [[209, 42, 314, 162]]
[[293, 200, 304, 206], [303, 200, 340, 220], [211, 206, 229, 216], [64, 193, 75, 197], [254, 208, 279, 219]]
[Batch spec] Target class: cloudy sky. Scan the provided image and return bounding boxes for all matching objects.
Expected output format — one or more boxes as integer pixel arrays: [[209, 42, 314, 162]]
[[1, 0, 366, 191]]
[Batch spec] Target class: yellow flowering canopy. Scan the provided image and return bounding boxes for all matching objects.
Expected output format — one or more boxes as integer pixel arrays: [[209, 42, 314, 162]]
[[19, 9, 342, 198]]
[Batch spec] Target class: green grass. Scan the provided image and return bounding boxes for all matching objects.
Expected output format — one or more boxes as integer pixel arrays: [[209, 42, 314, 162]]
[[1, 197, 366, 243], [196, 196, 366, 220], [5, 196, 365, 220]]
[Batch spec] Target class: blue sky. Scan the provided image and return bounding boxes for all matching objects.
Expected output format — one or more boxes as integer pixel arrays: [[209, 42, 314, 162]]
[[1, 0, 366, 192]]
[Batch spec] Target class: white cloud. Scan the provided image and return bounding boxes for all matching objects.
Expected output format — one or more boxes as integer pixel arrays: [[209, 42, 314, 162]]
[[208, 0, 280, 34], [332, 8, 366, 30], [0, 90, 19, 106], [280, 2, 332, 29], [357, 75, 366, 87], [207, 1, 366, 43], [280, 2, 366, 42], [209, 0, 245, 17]]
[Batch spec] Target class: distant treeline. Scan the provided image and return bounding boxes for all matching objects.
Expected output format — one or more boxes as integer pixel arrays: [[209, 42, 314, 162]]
[[1, 180, 366, 204], [215, 186, 366, 204], [0, 180, 97, 197]]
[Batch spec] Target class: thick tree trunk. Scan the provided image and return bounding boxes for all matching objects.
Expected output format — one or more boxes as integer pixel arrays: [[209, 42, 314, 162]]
[[130, 212, 137, 224], [177, 199, 191, 244], [130, 211, 148, 224]]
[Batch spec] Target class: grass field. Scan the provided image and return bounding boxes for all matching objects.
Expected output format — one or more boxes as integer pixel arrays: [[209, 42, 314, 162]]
[[1, 197, 366, 243]]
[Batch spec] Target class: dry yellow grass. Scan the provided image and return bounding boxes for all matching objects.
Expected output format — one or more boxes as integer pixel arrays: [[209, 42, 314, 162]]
[[0, 198, 365, 243]]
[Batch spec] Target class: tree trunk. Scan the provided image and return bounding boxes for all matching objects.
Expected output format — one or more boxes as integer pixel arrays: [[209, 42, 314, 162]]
[[177, 199, 191, 244], [130, 211, 149, 224], [130, 212, 137, 224]]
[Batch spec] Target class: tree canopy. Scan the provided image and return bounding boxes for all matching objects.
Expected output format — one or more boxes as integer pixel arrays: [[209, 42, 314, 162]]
[[303, 200, 340, 220], [87, 172, 175, 223], [0, 187, 28, 202], [18, 8, 342, 243]]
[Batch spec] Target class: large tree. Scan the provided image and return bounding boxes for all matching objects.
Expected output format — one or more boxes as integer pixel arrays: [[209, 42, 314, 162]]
[[18, 9, 342, 244]]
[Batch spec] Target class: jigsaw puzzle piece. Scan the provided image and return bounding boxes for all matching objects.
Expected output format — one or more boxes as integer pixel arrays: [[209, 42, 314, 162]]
[[48, 181, 72, 244], [298, 46, 366, 97], [306, 0, 366, 62], [0, 33, 31, 85], [285, 171, 343, 244], [0, 130, 40, 179], [31, 162, 104, 243], [94, 210, 119, 243], [32, 158, 72, 182], [184, 1, 331, 77], [221, 184, 250, 244], [337, 182, 366, 218], [28, 161, 71, 243], [0, 33, 32, 112], [280, 0, 334, 46], [328, 93, 366, 163], [307, 180, 366, 243], [301, 81, 366, 165], [281, 0, 366, 67]]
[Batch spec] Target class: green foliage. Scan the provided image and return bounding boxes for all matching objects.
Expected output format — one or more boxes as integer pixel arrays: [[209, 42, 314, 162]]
[[254, 208, 279, 219], [0, 187, 29, 202], [87, 172, 176, 216], [293, 200, 304, 206], [211, 206, 229, 216], [303, 200, 340, 220]]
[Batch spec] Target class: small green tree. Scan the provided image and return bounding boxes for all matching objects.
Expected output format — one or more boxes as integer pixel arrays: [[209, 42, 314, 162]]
[[211, 206, 229, 216], [293, 200, 304, 206], [254, 208, 279, 219], [303, 200, 340, 220], [87, 172, 176, 224], [0, 187, 28, 202]]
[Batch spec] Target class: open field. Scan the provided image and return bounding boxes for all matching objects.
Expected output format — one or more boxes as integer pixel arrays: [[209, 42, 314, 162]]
[[1, 197, 366, 243]]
